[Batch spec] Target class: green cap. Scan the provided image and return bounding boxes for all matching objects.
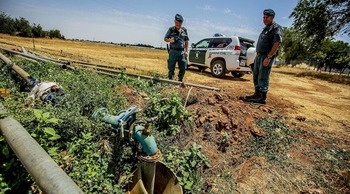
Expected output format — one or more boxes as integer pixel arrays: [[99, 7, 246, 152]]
[[175, 14, 183, 22], [263, 9, 275, 16]]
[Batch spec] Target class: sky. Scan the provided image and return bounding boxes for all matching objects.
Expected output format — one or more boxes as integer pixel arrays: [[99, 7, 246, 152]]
[[1, 0, 349, 47]]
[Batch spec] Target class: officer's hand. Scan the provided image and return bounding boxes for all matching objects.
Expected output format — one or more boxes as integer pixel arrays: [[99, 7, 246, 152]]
[[184, 51, 188, 58], [263, 58, 270, 67], [169, 38, 175, 43]]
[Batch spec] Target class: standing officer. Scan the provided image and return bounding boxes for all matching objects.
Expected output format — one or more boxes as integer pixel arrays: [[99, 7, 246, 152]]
[[164, 14, 189, 82], [243, 9, 282, 104]]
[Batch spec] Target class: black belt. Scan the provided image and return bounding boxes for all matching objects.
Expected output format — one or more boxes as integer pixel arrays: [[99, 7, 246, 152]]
[[171, 48, 184, 51], [257, 52, 267, 55]]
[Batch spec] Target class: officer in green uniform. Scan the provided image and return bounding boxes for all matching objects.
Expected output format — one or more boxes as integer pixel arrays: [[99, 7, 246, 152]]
[[243, 9, 282, 104], [164, 14, 189, 82]]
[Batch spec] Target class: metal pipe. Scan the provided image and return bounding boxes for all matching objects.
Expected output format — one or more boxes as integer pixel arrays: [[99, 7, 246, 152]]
[[64, 58, 126, 71], [28, 50, 70, 66], [132, 125, 158, 156], [0, 103, 83, 194], [0, 47, 74, 70], [92, 69, 221, 91], [0, 52, 32, 84], [141, 162, 156, 194]]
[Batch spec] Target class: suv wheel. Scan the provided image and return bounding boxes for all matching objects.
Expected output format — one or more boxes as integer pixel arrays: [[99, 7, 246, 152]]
[[211, 60, 226, 77], [231, 71, 244, 78]]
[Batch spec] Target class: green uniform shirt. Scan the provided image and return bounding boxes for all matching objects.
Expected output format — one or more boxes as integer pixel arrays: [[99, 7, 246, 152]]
[[256, 22, 282, 54], [164, 26, 189, 50]]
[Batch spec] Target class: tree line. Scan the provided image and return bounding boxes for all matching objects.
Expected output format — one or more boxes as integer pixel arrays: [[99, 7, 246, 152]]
[[280, 0, 350, 74], [0, 12, 64, 39]]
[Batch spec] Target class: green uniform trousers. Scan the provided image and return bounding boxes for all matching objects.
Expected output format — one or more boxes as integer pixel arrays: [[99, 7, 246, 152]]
[[253, 54, 274, 93], [167, 50, 187, 81]]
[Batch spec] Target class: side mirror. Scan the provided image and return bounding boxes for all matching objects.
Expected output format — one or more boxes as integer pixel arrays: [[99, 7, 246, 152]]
[[191, 43, 195, 48]]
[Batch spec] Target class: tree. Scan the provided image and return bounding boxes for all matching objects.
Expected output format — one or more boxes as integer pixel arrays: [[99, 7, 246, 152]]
[[280, 27, 311, 64], [290, 0, 350, 47], [14, 17, 32, 37], [0, 12, 15, 35], [32, 23, 45, 37], [309, 39, 350, 72], [49, 29, 62, 39], [321, 39, 350, 72], [0, 11, 65, 39]]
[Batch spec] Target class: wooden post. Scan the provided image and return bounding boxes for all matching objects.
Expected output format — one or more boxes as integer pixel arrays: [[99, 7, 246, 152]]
[[32, 36, 35, 50]]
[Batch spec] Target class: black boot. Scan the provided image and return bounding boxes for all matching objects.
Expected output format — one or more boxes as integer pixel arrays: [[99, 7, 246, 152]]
[[249, 92, 267, 104], [245, 90, 260, 99], [240, 90, 259, 101]]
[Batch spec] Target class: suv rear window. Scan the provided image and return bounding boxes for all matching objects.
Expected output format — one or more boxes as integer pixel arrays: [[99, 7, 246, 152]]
[[209, 38, 232, 48], [239, 38, 254, 56]]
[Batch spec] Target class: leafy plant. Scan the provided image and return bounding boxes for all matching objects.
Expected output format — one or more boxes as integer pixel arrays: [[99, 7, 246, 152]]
[[162, 143, 210, 193], [32, 109, 61, 141], [145, 93, 191, 135], [218, 132, 231, 152]]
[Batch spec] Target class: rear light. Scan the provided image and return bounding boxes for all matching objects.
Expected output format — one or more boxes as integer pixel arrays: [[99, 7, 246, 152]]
[[234, 45, 240, 50]]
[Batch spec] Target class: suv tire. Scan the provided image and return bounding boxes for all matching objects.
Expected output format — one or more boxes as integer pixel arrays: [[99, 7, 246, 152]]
[[231, 71, 244, 78], [211, 60, 226, 77]]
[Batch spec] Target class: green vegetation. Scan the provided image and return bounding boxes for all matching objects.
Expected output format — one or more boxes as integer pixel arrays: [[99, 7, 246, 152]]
[[0, 58, 209, 193], [244, 117, 301, 164], [279, 0, 350, 72], [280, 28, 350, 72], [290, 0, 349, 45], [162, 143, 210, 192], [144, 93, 192, 136], [243, 117, 350, 193], [0, 12, 64, 39]]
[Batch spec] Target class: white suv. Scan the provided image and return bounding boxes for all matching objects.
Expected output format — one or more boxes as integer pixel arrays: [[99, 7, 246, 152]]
[[187, 35, 256, 78]]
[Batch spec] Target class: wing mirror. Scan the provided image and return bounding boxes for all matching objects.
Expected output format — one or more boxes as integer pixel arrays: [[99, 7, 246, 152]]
[[191, 43, 195, 48]]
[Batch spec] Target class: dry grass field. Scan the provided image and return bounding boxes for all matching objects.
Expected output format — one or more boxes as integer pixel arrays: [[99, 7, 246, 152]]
[[1, 33, 349, 193]]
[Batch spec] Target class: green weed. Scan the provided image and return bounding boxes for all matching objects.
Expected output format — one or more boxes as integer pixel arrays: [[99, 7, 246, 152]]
[[0, 57, 206, 193], [162, 143, 210, 193], [244, 117, 301, 164]]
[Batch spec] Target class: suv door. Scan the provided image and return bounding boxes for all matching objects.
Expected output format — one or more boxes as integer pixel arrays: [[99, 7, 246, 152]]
[[189, 38, 212, 64]]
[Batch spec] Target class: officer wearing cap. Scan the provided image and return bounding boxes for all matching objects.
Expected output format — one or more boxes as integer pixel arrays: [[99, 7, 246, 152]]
[[243, 9, 282, 104], [164, 14, 189, 82]]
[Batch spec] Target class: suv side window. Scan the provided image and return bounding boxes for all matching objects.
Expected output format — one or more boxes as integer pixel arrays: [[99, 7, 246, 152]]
[[209, 38, 232, 48], [195, 38, 212, 48]]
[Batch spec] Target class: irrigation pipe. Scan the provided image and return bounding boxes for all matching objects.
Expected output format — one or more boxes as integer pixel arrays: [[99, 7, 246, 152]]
[[70, 59, 126, 71], [0, 52, 32, 84], [28, 50, 127, 72], [28, 50, 70, 64], [1, 45, 220, 91], [0, 103, 84, 194], [0, 47, 75, 70], [27, 50, 218, 91], [84, 67, 221, 91]]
